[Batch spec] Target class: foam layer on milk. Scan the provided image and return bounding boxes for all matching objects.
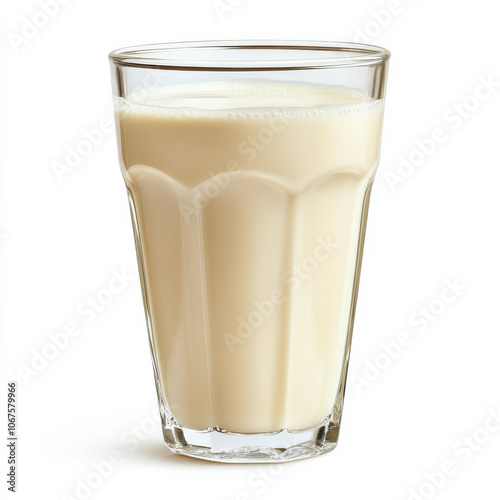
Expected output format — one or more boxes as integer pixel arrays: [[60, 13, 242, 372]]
[[115, 80, 382, 120]]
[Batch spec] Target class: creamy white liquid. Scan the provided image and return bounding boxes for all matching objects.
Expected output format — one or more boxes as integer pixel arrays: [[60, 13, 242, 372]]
[[115, 81, 383, 433]]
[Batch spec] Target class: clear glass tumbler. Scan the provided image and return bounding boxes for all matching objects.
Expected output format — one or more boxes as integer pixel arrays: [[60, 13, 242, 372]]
[[109, 41, 390, 462]]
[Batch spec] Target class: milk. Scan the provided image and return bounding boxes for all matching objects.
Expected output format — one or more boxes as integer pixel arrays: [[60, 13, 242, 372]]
[[115, 80, 383, 433]]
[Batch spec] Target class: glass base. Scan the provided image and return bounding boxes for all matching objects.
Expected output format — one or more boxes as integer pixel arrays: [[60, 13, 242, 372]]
[[162, 418, 339, 463]]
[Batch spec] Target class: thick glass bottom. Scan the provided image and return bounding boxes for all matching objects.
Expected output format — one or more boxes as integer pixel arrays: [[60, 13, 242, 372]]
[[162, 417, 339, 463]]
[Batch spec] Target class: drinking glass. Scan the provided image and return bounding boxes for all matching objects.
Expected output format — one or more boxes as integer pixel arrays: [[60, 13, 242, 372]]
[[109, 40, 390, 462]]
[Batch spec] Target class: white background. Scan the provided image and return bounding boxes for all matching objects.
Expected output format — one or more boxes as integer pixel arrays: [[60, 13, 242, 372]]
[[1, 0, 500, 499]]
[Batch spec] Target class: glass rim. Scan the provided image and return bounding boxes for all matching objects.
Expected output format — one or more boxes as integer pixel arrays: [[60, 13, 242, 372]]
[[108, 40, 390, 71]]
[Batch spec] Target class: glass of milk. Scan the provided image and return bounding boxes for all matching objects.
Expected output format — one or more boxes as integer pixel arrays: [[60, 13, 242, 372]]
[[109, 41, 390, 462]]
